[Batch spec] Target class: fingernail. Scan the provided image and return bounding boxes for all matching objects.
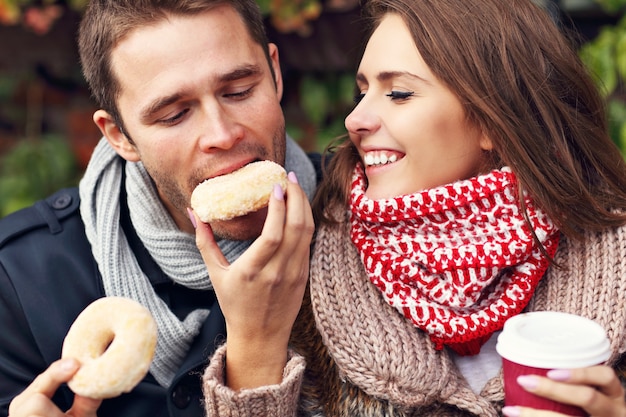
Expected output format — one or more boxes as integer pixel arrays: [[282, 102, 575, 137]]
[[59, 358, 79, 373], [517, 375, 539, 390], [287, 171, 298, 184], [547, 369, 571, 381], [502, 406, 521, 417], [273, 184, 284, 200], [187, 207, 197, 229]]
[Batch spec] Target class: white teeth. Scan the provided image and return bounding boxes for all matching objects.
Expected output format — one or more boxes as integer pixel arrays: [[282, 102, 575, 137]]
[[364, 152, 398, 167]]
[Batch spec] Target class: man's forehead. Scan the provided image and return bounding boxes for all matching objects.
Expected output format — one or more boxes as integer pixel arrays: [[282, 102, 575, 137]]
[[109, 8, 264, 94]]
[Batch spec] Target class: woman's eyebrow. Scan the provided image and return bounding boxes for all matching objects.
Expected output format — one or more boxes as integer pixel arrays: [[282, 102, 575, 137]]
[[355, 70, 431, 86], [377, 70, 431, 85]]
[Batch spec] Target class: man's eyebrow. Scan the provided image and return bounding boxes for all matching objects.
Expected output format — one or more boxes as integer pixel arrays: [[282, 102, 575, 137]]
[[139, 94, 183, 124], [139, 64, 264, 124], [219, 64, 263, 83]]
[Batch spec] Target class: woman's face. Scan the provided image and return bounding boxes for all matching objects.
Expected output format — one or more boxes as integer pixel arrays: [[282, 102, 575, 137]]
[[345, 13, 492, 200]]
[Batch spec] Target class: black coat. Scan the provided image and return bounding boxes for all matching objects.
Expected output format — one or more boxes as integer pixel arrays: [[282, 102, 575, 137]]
[[0, 186, 225, 417]]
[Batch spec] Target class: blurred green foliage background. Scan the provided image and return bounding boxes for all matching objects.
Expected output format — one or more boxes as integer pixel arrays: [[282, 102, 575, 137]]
[[579, 0, 626, 156]]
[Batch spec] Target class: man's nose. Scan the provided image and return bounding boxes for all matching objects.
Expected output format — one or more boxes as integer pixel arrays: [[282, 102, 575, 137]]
[[197, 105, 244, 151]]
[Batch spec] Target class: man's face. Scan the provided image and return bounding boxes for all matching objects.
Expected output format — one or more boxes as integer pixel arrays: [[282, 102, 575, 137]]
[[100, 5, 286, 239]]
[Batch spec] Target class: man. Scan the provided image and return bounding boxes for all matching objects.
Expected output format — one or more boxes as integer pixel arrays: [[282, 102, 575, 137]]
[[0, 0, 319, 416]]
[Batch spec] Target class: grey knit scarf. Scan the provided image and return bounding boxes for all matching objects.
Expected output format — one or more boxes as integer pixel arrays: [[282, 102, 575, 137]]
[[79, 136, 316, 387]]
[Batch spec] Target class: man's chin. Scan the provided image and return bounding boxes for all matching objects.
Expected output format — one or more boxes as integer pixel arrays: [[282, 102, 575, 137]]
[[210, 208, 268, 241]]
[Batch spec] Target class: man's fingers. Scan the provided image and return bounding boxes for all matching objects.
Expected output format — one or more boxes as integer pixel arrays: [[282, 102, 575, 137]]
[[9, 359, 79, 416], [10, 393, 68, 417], [27, 359, 79, 399], [67, 395, 102, 417]]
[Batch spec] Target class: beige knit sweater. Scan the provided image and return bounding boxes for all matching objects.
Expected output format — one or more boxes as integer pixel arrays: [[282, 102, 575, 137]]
[[203, 214, 626, 416]]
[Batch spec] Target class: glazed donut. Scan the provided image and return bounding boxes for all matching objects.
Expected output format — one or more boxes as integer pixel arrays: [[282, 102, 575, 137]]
[[191, 160, 288, 222], [61, 297, 157, 399]]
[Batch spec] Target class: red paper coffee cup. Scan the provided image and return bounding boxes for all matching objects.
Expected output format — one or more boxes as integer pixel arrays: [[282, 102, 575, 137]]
[[496, 311, 610, 416]]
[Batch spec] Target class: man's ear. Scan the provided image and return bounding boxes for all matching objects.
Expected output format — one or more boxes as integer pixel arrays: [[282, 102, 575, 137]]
[[268, 43, 284, 102], [93, 109, 140, 162]]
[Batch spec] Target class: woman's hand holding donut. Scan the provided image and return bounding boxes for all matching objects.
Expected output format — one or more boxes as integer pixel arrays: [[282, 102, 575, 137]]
[[191, 171, 314, 390], [8, 358, 102, 417], [502, 365, 626, 417]]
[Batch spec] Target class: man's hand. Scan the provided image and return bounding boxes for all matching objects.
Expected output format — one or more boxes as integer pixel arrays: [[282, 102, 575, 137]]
[[191, 171, 314, 390], [9, 358, 102, 417]]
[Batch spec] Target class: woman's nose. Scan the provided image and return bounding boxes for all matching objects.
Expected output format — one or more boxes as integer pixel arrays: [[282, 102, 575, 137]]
[[344, 98, 381, 136]]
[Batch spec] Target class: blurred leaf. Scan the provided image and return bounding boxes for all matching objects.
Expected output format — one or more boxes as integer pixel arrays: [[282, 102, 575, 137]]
[[300, 75, 330, 126], [257, 0, 271, 15], [607, 99, 626, 157], [614, 116, 626, 158], [67, 0, 89, 11], [0, 74, 18, 99], [337, 72, 357, 106], [314, 117, 348, 152], [615, 22, 626, 80], [580, 27, 619, 97], [0, 135, 79, 217], [593, 0, 626, 13]]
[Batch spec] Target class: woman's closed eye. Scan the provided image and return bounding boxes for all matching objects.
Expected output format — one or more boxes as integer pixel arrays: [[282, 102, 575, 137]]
[[386, 90, 414, 100], [353, 90, 415, 105]]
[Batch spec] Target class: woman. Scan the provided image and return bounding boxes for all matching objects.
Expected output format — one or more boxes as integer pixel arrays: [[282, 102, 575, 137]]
[[195, 0, 626, 415]]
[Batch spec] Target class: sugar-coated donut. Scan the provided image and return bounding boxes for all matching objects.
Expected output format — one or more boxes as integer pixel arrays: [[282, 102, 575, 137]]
[[191, 160, 288, 222], [62, 297, 157, 399]]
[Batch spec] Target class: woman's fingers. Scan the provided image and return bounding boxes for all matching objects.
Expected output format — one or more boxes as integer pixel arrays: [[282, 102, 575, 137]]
[[282, 172, 315, 259], [188, 207, 230, 273], [547, 367, 626, 416], [557, 366, 624, 400], [232, 171, 313, 279], [237, 182, 288, 271], [502, 405, 568, 417], [505, 366, 626, 417]]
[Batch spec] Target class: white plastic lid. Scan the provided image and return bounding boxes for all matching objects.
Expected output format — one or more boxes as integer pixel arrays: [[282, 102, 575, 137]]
[[496, 311, 610, 369]]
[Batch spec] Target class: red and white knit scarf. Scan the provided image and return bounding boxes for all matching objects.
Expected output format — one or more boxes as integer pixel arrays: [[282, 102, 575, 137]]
[[350, 165, 560, 355]]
